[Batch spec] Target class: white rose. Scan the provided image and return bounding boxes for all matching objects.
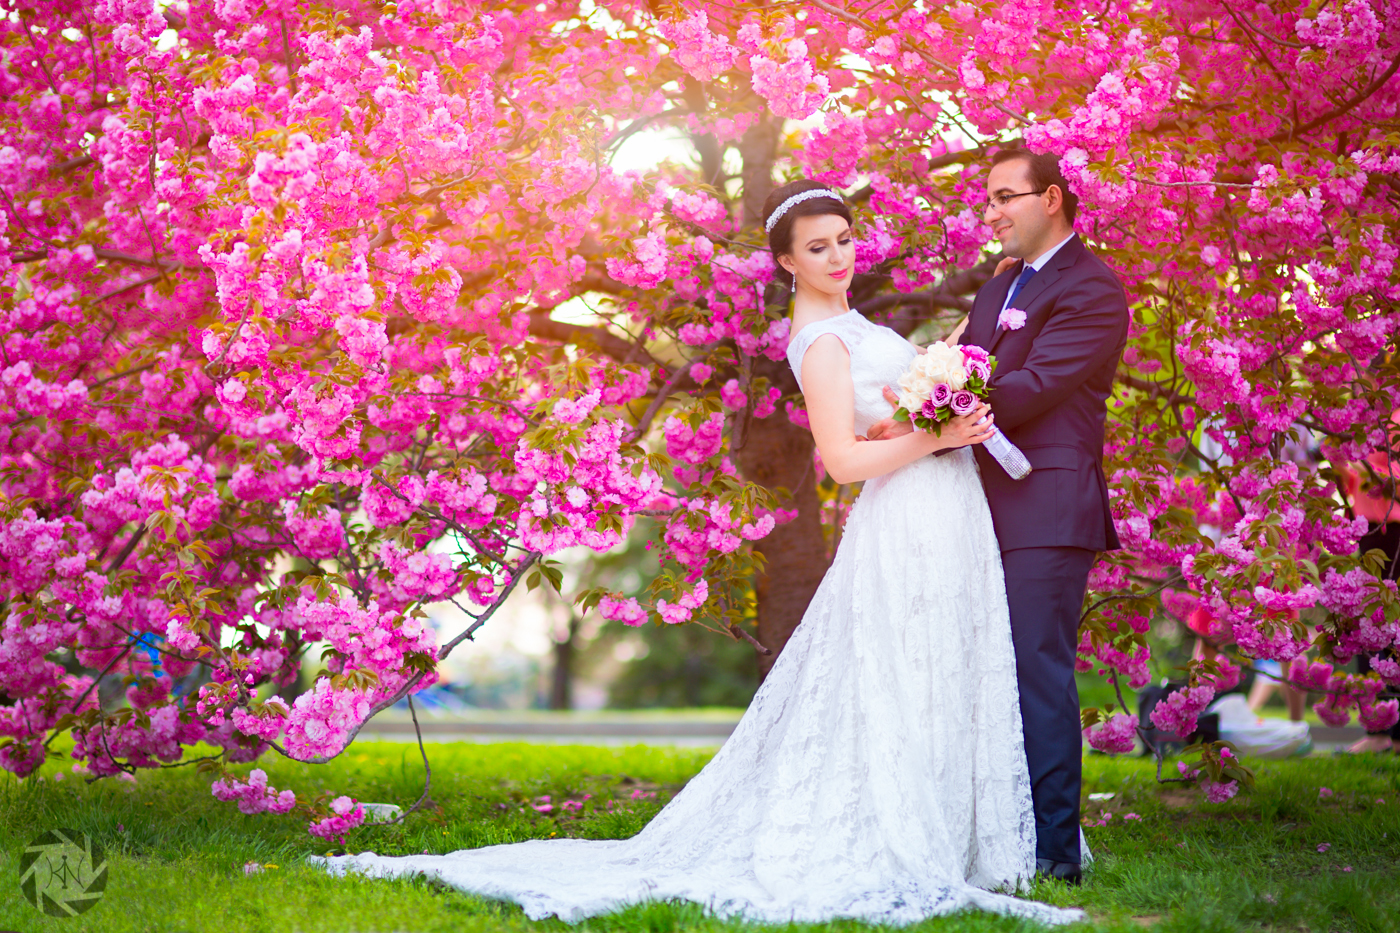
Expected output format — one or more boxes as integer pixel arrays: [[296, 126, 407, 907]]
[[922, 343, 968, 389], [924, 342, 961, 367], [897, 367, 934, 400], [923, 358, 952, 385]]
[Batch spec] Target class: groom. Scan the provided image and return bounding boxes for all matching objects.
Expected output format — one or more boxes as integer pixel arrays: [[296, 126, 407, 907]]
[[872, 148, 1128, 883]]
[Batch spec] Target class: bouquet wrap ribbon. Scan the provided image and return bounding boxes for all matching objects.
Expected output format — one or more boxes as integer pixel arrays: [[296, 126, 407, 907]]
[[981, 422, 1031, 480]]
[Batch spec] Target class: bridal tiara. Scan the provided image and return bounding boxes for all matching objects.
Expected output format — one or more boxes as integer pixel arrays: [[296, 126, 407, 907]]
[[764, 188, 845, 233]]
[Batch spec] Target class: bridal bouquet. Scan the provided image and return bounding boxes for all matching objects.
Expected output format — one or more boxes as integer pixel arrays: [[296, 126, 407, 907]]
[[892, 343, 1032, 480]]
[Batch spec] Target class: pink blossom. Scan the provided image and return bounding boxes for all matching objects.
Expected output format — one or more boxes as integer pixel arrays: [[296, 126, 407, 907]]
[[1199, 657, 1241, 692], [599, 596, 648, 627], [211, 769, 297, 815], [282, 678, 374, 761], [749, 40, 829, 119], [2, 0, 1399, 840], [1359, 699, 1400, 733], [552, 390, 601, 425], [656, 599, 691, 625], [1205, 780, 1238, 803], [1313, 698, 1353, 728], [1150, 685, 1215, 739], [660, 12, 741, 83], [664, 413, 725, 465], [753, 387, 781, 420], [309, 798, 365, 843], [1083, 712, 1137, 754]]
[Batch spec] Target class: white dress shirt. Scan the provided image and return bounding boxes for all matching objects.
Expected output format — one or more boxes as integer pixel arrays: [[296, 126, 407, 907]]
[[1000, 233, 1076, 314]]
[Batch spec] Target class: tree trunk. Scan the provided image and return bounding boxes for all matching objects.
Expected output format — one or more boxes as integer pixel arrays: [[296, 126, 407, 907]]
[[681, 77, 726, 190], [549, 614, 578, 710], [730, 109, 830, 680], [738, 112, 781, 228], [735, 360, 831, 680]]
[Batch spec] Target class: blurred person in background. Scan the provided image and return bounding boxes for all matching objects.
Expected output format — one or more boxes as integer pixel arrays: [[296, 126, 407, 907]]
[[1338, 409, 1400, 754]]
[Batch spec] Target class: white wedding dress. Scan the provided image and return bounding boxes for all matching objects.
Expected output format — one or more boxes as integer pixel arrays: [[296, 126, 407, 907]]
[[310, 309, 1083, 926]]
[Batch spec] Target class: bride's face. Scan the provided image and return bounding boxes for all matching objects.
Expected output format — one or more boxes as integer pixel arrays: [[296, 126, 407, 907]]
[[777, 214, 855, 298]]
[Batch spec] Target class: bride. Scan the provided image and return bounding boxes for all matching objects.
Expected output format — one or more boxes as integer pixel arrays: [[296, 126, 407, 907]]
[[310, 181, 1084, 927]]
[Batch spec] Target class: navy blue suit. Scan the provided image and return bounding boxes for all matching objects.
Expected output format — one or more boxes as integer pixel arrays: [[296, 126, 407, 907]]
[[960, 234, 1128, 864]]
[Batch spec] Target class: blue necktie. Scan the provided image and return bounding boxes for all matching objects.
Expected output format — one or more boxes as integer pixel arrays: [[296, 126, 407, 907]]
[[1004, 264, 1036, 310]]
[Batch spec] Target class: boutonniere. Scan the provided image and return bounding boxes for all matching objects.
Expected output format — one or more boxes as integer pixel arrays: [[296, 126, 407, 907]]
[[996, 307, 1027, 331]]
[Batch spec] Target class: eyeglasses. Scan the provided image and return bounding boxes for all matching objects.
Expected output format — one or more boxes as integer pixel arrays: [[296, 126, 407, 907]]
[[983, 190, 1046, 213]]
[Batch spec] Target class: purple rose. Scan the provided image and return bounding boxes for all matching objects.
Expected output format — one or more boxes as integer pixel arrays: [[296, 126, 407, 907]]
[[929, 382, 953, 407], [950, 389, 978, 416], [967, 359, 991, 381], [920, 396, 941, 420]]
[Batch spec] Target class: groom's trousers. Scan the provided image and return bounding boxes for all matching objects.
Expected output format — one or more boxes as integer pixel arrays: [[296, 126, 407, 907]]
[[1000, 545, 1097, 866]]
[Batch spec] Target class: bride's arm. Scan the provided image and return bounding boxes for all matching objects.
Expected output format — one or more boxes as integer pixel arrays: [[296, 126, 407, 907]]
[[801, 334, 994, 485]]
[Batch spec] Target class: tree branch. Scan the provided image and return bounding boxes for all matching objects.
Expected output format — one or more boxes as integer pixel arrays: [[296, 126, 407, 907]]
[[43, 645, 133, 748], [94, 274, 160, 304], [728, 621, 773, 656], [50, 155, 95, 175], [526, 310, 665, 371], [857, 288, 973, 316], [1118, 372, 1195, 406], [628, 361, 695, 442], [1080, 573, 1182, 625], [439, 551, 542, 659], [806, 0, 1033, 127], [107, 527, 148, 574], [370, 694, 434, 826], [848, 146, 987, 203], [9, 246, 196, 273], [1276, 50, 1400, 140], [1218, 2, 1304, 49], [864, 255, 1002, 336]]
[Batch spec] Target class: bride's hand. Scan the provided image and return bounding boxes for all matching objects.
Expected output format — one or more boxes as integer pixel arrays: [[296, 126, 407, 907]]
[[867, 386, 915, 441], [939, 404, 996, 449]]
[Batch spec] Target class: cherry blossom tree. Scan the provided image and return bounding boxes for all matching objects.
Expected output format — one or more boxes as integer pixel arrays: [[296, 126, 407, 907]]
[[2, 0, 1398, 832]]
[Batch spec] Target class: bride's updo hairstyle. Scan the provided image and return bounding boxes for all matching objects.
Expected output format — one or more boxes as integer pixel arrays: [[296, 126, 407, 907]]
[[762, 179, 852, 262]]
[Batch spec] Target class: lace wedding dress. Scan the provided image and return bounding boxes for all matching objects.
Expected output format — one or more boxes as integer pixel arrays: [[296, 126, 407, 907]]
[[310, 310, 1083, 926]]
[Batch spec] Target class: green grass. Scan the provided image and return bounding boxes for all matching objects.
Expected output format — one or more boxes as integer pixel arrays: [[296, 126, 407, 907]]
[[2, 743, 1399, 932]]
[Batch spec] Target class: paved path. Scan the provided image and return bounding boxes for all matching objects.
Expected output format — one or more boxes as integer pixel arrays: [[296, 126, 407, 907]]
[[358, 711, 1368, 752], [1305, 725, 1368, 752], [360, 711, 742, 746]]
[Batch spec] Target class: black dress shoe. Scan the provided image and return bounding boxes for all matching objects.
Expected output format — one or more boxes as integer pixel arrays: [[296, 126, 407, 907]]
[[1035, 858, 1083, 885]]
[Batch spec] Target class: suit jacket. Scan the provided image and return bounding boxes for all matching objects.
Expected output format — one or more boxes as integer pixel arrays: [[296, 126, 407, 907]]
[[959, 235, 1127, 552]]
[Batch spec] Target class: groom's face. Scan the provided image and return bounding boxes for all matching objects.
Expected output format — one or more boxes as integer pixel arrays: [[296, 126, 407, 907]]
[[984, 159, 1052, 260]]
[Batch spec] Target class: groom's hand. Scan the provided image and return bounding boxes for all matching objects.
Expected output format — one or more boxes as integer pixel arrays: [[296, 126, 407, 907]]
[[866, 387, 915, 441]]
